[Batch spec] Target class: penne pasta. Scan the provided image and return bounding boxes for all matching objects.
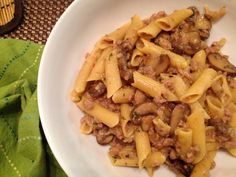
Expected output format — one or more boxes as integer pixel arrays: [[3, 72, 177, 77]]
[[120, 104, 135, 137], [124, 15, 144, 49], [132, 71, 178, 101], [205, 95, 224, 119], [72, 6, 235, 177], [190, 150, 216, 177], [77, 98, 119, 128], [143, 151, 166, 168], [98, 23, 130, 49], [153, 118, 171, 136], [211, 75, 232, 105], [138, 20, 162, 39], [105, 50, 122, 98], [75, 47, 102, 93], [112, 87, 135, 103], [157, 9, 193, 31], [171, 75, 189, 98], [87, 48, 112, 81], [187, 109, 206, 164], [135, 130, 151, 168], [131, 48, 144, 66], [181, 68, 217, 104], [110, 155, 139, 167], [190, 102, 210, 119], [136, 38, 188, 69], [175, 128, 193, 157]]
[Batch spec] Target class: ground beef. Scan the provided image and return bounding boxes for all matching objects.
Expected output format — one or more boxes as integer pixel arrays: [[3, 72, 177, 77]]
[[82, 98, 94, 110], [87, 81, 106, 98], [154, 32, 172, 50], [97, 97, 120, 112], [137, 66, 156, 79]]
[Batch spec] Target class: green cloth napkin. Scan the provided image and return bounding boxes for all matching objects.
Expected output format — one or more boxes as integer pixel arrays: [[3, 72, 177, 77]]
[[0, 39, 67, 177]]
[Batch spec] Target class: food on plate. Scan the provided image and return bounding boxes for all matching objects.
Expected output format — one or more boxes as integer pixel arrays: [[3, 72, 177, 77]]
[[71, 5, 236, 177]]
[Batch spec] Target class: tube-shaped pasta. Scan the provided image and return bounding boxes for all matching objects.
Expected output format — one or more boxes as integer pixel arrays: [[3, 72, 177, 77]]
[[77, 98, 119, 128], [175, 128, 193, 157], [131, 49, 144, 66], [190, 150, 216, 177], [206, 95, 224, 119], [190, 102, 210, 119], [135, 130, 151, 168], [171, 75, 188, 98], [87, 48, 112, 81], [136, 38, 188, 69], [75, 47, 102, 93], [146, 167, 153, 177], [212, 75, 232, 105], [105, 51, 122, 98], [190, 50, 207, 81], [138, 20, 162, 39], [112, 87, 135, 103], [124, 15, 144, 48], [80, 121, 93, 134], [120, 104, 134, 137], [192, 50, 206, 68], [187, 109, 206, 164], [228, 149, 236, 157], [143, 151, 166, 168], [99, 23, 130, 49], [231, 88, 236, 104], [181, 68, 217, 104], [153, 118, 171, 136], [110, 155, 139, 167], [156, 9, 193, 31], [132, 71, 178, 101]]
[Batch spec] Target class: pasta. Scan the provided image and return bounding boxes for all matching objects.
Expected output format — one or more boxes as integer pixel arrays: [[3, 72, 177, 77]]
[[132, 71, 178, 101], [187, 109, 206, 164], [156, 9, 193, 31], [181, 68, 217, 103], [112, 87, 135, 103], [137, 38, 188, 69], [71, 6, 236, 177], [105, 50, 122, 98], [87, 47, 112, 81], [135, 130, 151, 168]]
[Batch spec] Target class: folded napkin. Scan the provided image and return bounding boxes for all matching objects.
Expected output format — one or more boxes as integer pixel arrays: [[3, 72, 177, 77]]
[[0, 39, 67, 177]]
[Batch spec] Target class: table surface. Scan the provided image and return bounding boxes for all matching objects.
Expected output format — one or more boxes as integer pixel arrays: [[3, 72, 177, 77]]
[[1, 0, 74, 44]]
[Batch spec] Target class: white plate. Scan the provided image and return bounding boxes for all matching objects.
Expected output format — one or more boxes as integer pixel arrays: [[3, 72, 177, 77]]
[[38, 0, 236, 176]]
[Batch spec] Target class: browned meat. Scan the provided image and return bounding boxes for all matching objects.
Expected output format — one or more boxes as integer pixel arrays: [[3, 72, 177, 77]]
[[185, 146, 199, 163], [110, 126, 124, 140], [155, 32, 172, 50], [228, 78, 236, 88], [97, 97, 120, 112], [82, 98, 94, 110], [137, 66, 156, 79], [87, 81, 106, 98]]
